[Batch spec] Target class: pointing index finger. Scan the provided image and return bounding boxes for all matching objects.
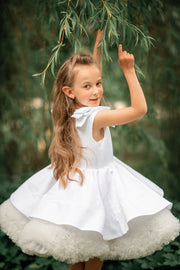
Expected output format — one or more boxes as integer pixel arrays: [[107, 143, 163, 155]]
[[118, 44, 122, 55]]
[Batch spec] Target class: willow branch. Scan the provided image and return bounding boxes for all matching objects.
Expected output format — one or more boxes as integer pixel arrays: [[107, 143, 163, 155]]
[[100, 0, 112, 17], [33, 0, 72, 79]]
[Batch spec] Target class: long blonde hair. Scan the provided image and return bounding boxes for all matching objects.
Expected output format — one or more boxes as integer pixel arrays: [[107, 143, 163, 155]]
[[49, 52, 100, 189]]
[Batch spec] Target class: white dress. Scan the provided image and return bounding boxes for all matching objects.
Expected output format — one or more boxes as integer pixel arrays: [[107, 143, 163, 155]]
[[0, 106, 179, 264]]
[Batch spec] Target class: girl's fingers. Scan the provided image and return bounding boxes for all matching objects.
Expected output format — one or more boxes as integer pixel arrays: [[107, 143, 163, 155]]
[[98, 29, 103, 36], [118, 44, 122, 55]]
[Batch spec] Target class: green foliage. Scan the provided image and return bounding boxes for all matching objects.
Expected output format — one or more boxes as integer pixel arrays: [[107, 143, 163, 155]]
[[34, 0, 162, 84]]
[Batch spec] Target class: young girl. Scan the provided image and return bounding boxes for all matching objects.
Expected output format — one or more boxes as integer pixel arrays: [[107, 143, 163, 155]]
[[0, 31, 179, 270]]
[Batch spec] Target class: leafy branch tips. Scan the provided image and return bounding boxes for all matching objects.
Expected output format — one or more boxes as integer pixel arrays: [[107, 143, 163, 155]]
[[34, 0, 156, 84]]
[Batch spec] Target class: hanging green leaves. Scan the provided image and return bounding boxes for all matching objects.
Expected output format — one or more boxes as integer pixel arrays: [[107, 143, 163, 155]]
[[34, 0, 159, 84]]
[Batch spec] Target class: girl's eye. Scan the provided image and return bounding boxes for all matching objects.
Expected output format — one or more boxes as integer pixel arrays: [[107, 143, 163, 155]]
[[84, 85, 89, 89], [97, 82, 102, 86]]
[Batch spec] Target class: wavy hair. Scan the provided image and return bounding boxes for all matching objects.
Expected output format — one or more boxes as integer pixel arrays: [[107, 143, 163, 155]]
[[49, 52, 100, 189]]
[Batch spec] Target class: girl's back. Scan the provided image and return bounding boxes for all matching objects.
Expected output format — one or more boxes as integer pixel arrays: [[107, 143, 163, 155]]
[[72, 106, 113, 168]]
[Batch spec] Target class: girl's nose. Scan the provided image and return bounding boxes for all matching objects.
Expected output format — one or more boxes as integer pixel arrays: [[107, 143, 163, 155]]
[[92, 86, 99, 95]]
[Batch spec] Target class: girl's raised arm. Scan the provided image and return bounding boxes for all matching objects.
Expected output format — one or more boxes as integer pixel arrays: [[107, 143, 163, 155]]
[[94, 44, 147, 129], [93, 30, 103, 70]]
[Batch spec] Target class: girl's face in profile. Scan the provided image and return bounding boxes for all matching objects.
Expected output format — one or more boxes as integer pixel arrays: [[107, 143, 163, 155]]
[[72, 64, 103, 108]]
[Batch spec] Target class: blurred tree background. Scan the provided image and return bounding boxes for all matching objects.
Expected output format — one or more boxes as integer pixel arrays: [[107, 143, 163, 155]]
[[0, 0, 180, 269]]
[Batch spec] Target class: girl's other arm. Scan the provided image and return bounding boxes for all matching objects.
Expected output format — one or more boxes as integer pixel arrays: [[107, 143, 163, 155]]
[[93, 30, 103, 70], [94, 44, 147, 129]]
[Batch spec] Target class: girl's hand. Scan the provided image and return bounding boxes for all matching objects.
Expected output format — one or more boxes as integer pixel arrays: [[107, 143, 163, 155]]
[[118, 44, 134, 72]]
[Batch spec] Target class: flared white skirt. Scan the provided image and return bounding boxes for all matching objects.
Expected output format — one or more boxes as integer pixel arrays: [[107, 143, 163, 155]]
[[0, 157, 179, 263]]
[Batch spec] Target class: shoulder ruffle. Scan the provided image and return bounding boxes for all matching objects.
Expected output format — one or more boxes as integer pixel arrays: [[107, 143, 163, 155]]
[[71, 106, 110, 127]]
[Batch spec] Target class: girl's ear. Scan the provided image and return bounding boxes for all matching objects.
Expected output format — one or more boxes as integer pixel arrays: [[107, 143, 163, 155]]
[[62, 86, 75, 99]]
